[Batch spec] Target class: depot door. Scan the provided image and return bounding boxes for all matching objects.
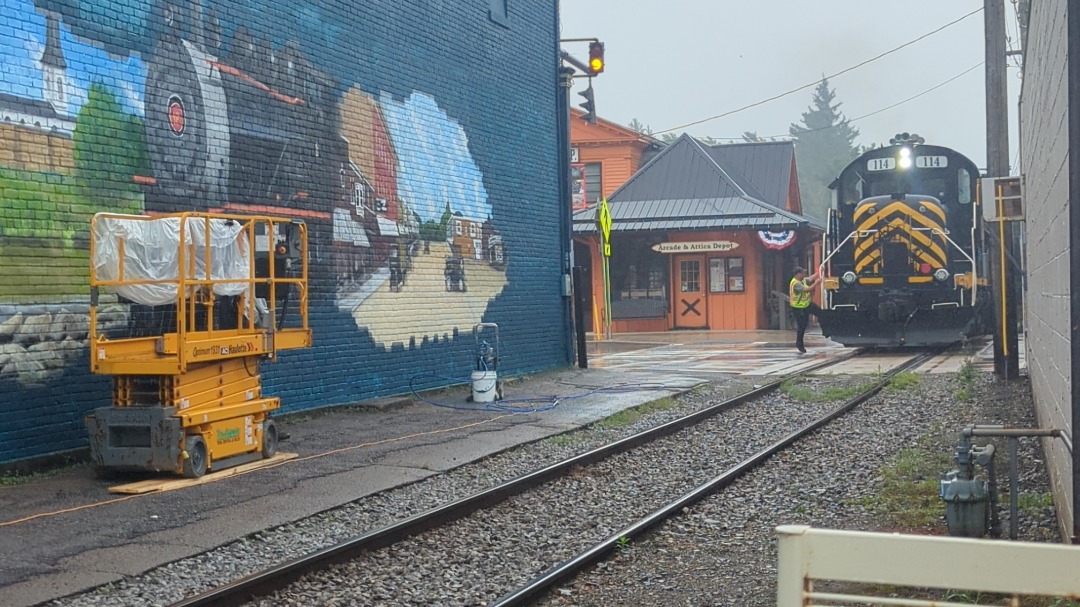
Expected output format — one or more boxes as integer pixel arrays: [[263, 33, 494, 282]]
[[672, 255, 708, 328]]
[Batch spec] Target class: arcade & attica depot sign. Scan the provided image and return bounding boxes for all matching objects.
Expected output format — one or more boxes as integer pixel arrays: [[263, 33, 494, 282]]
[[650, 241, 740, 254]]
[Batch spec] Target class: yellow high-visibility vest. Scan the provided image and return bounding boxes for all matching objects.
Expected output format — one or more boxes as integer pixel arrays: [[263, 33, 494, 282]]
[[789, 277, 811, 308]]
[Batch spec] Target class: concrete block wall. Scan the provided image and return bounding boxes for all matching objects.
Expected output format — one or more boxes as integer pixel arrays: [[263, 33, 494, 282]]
[[1019, 0, 1072, 537], [0, 0, 569, 464]]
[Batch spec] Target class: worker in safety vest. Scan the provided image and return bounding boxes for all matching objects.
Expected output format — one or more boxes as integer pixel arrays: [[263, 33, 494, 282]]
[[789, 267, 822, 354]]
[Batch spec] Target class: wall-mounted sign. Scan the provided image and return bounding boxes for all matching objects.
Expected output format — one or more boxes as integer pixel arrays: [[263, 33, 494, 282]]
[[570, 147, 580, 163], [651, 241, 739, 254]]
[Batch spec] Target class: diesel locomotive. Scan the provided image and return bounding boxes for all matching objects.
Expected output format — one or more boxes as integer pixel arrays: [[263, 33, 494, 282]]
[[818, 133, 993, 346]]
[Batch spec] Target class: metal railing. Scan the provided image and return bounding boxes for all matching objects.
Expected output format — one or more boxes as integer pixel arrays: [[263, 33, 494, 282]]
[[777, 525, 1080, 606]]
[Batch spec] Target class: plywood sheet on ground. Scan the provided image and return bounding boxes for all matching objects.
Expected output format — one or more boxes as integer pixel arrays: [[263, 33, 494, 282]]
[[107, 453, 298, 495]]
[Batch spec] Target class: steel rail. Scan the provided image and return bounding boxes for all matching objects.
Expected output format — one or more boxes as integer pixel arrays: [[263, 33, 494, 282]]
[[170, 348, 866, 607], [489, 347, 943, 607]]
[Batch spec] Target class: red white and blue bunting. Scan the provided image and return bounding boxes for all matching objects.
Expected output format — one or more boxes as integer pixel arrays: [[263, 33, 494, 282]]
[[757, 230, 797, 250]]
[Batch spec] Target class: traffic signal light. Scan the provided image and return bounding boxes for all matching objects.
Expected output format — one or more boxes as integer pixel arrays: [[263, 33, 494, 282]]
[[578, 85, 596, 124], [588, 41, 605, 75]]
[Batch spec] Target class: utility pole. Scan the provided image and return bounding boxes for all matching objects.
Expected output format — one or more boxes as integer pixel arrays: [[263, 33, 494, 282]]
[[557, 64, 579, 367], [985, 0, 1019, 379], [559, 39, 605, 369]]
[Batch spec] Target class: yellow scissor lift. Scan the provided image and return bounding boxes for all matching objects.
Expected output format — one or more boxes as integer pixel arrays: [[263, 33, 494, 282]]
[[85, 212, 310, 478]]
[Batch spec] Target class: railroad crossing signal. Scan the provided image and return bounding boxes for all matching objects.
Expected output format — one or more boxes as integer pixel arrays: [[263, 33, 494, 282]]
[[598, 198, 612, 257]]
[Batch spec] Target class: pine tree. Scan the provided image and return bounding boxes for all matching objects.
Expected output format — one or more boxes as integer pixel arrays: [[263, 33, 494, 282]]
[[789, 79, 860, 221]]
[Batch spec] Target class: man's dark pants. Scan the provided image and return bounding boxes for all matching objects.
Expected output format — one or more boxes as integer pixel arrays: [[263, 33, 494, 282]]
[[792, 302, 822, 352]]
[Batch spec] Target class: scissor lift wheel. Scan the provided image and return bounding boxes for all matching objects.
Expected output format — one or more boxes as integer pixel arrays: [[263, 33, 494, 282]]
[[263, 420, 279, 459], [182, 435, 208, 479]]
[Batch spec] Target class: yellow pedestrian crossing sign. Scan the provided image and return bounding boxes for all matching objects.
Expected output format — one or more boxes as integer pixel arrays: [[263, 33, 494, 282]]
[[598, 198, 612, 257]]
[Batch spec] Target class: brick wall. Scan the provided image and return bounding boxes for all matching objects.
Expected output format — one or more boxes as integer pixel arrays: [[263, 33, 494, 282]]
[[0, 0, 569, 464], [1019, 0, 1072, 537]]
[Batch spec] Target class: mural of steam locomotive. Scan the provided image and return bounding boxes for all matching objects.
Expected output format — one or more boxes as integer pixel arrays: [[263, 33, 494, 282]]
[[140, 0, 394, 288], [139, 0, 504, 297], [142, 2, 343, 213]]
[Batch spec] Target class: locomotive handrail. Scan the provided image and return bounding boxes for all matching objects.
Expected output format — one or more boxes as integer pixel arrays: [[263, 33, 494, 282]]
[[929, 228, 976, 265], [818, 231, 858, 269]]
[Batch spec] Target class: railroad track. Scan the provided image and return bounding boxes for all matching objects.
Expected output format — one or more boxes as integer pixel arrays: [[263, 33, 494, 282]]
[[169, 346, 940, 607]]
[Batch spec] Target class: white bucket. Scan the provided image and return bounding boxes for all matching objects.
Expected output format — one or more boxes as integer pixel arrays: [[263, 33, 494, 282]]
[[471, 370, 498, 403]]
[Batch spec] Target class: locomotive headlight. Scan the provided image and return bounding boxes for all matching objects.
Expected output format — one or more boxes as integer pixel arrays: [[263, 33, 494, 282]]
[[899, 147, 913, 169], [933, 268, 950, 282], [842, 271, 857, 285]]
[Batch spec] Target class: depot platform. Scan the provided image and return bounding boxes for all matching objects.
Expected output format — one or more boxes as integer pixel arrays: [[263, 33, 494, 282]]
[[0, 329, 1009, 607]]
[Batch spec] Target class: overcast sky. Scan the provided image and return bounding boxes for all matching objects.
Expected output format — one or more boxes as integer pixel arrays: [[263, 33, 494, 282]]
[[559, 0, 1023, 173]]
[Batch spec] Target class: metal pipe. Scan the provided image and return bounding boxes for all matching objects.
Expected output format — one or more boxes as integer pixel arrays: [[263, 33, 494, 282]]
[[1009, 437, 1019, 540], [963, 425, 1071, 449]]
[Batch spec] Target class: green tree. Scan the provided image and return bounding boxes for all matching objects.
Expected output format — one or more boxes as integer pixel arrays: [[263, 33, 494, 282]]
[[789, 78, 860, 221], [73, 83, 150, 202], [660, 132, 679, 143], [627, 118, 654, 136]]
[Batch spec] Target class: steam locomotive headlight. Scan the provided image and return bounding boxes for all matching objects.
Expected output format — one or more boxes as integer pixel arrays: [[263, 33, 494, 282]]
[[842, 271, 857, 285], [933, 268, 950, 282], [168, 96, 186, 136], [898, 147, 913, 169]]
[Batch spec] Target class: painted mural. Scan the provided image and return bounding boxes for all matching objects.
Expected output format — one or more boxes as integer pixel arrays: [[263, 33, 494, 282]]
[[0, 0, 510, 392]]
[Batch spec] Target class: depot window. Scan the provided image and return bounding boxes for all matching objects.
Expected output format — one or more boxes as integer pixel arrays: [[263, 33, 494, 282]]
[[609, 234, 668, 319], [709, 257, 744, 293]]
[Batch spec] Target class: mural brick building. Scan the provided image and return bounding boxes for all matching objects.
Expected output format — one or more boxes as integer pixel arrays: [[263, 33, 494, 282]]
[[0, 0, 569, 464]]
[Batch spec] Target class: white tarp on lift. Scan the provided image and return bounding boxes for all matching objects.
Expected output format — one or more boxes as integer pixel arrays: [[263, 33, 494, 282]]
[[92, 214, 251, 306]]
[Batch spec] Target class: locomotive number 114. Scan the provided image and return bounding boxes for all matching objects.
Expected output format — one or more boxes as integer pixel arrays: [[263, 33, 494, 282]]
[[915, 155, 948, 168]]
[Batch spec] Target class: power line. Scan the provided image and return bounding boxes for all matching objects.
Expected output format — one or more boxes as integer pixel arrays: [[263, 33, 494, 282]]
[[654, 6, 984, 135], [703, 62, 985, 142]]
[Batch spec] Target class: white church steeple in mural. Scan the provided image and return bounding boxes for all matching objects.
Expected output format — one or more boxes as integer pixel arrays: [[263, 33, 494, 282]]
[[40, 11, 68, 115]]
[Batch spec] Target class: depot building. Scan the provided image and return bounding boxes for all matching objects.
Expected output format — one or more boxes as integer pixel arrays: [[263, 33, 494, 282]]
[[573, 135, 823, 333]]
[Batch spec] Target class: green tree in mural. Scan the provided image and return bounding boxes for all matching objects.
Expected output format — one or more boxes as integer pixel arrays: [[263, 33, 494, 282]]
[[789, 78, 861, 221], [438, 202, 453, 233], [73, 83, 150, 202]]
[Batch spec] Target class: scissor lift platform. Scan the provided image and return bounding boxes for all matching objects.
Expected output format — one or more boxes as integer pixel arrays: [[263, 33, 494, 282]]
[[85, 212, 310, 478]]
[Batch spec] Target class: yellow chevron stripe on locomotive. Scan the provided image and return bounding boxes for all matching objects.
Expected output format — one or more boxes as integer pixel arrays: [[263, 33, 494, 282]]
[[851, 198, 947, 275]]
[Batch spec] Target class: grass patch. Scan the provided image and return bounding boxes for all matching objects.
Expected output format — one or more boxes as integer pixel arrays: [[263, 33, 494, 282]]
[[597, 397, 677, 428], [0, 461, 87, 487], [886, 371, 920, 392], [854, 438, 954, 530], [952, 358, 978, 402], [547, 433, 584, 447], [1017, 491, 1055, 512], [780, 378, 875, 403]]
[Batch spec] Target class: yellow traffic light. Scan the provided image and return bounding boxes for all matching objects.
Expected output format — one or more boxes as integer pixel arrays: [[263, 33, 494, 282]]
[[588, 41, 605, 75]]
